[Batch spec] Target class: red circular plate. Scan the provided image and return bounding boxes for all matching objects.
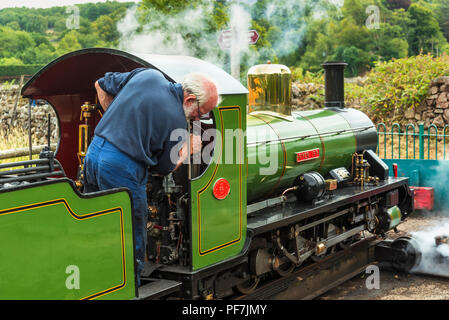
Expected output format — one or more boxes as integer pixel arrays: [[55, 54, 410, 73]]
[[213, 178, 231, 200]]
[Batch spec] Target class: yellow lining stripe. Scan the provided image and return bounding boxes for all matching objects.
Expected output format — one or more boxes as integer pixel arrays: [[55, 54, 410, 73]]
[[196, 106, 243, 256], [0, 197, 127, 300]]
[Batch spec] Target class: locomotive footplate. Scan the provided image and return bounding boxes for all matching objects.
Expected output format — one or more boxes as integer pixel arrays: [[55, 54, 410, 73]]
[[247, 177, 411, 235], [135, 278, 183, 300]]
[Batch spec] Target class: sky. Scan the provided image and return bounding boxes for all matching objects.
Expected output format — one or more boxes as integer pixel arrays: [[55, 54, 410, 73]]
[[0, 0, 140, 10]]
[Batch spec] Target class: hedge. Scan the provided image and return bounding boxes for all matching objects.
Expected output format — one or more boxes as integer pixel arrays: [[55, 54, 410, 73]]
[[0, 64, 45, 77]]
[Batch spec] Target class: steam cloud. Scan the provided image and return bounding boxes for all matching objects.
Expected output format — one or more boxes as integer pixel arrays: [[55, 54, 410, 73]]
[[410, 219, 449, 278], [115, 1, 344, 76]]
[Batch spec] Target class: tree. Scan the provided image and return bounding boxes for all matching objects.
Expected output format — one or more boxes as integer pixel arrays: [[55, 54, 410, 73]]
[[384, 0, 411, 10], [334, 46, 372, 76], [0, 27, 35, 59], [371, 23, 408, 61], [406, 2, 445, 56], [33, 43, 58, 64], [434, 0, 449, 43], [141, 0, 201, 14], [22, 14, 47, 34], [57, 30, 82, 55], [300, 19, 336, 72], [6, 21, 20, 31], [93, 15, 119, 43]]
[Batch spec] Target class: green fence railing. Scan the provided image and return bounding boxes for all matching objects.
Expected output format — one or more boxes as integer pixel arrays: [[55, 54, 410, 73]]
[[376, 123, 449, 160]]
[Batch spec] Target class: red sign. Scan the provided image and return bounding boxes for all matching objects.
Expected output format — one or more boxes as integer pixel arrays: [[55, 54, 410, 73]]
[[213, 178, 231, 200], [295, 148, 320, 163], [248, 30, 259, 44], [218, 29, 259, 50]]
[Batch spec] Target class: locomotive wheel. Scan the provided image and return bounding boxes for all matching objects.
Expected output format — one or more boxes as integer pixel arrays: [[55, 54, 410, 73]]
[[235, 276, 260, 295], [275, 261, 295, 277], [390, 236, 422, 273]]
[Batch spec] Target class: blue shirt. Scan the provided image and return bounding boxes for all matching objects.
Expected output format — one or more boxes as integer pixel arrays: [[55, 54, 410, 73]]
[[95, 68, 187, 174]]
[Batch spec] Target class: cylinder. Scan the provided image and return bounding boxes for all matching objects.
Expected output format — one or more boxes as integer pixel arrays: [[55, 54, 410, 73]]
[[322, 61, 347, 108], [295, 172, 325, 202], [247, 63, 292, 115]]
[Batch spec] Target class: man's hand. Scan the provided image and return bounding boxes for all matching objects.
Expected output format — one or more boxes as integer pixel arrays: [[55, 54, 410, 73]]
[[95, 80, 114, 112], [173, 134, 202, 171], [190, 134, 202, 155]]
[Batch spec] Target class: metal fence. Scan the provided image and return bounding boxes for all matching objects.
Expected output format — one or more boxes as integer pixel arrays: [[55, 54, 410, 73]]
[[377, 123, 449, 160]]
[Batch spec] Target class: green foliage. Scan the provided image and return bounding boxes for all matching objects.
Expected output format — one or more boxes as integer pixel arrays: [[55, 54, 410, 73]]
[[352, 54, 449, 123], [141, 0, 203, 14], [434, 0, 449, 42], [0, 57, 24, 65], [0, 0, 448, 80], [93, 15, 119, 43], [298, 0, 449, 76], [334, 46, 372, 76], [0, 64, 44, 77], [0, 27, 35, 59], [57, 30, 82, 55], [406, 2, 446, 56]]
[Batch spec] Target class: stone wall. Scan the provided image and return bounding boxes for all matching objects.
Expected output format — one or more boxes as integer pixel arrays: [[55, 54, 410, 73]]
[[0, 85, 59, 146], [290, 77, 366, 111], [291, 81, 324, 110], [406, 77, 449, 129], [291, 76, 449, 130], [2, 76, 448, 146]]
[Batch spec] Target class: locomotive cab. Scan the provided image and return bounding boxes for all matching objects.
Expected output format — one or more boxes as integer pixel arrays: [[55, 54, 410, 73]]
[[20, 48, 249, 298]]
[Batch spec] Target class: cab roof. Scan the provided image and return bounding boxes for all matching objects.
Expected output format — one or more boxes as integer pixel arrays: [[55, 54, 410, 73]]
[[21, 48, 248, 98]]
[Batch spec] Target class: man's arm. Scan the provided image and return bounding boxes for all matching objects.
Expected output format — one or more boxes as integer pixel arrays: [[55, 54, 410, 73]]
[[95, 80, 114, 112], [173, 134, 202, 171], [95, 68, 146, 112]]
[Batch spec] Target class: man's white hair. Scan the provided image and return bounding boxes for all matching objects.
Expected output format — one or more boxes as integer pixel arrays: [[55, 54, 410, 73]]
[[181, 72, 214, 106]]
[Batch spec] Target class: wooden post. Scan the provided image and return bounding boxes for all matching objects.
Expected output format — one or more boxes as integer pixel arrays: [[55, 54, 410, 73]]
[[28, 99, 32, 160], [10, 75, 24, 127]]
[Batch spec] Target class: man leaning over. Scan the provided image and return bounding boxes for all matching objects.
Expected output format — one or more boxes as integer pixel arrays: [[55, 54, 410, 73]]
[[83, 68, 218, 286]]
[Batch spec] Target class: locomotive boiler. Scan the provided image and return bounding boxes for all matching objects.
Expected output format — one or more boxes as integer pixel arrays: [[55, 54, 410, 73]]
[[246, 62, 378, 202], [0, 48, 414, 300]]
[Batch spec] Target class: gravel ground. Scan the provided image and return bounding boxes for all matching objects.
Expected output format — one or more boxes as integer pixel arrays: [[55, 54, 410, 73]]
[[317, 211, 449, 300]]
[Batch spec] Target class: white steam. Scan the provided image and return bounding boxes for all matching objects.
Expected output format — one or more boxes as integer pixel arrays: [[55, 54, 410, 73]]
[[229, 4, 255, 78], [116, 5, 208, 57], [410, 219, 449, 278], [115, 1, 345, 76]]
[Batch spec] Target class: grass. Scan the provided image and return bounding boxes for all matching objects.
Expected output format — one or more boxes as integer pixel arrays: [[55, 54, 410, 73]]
[[377, 134, 449, 160], [0, 127, 39, 166]]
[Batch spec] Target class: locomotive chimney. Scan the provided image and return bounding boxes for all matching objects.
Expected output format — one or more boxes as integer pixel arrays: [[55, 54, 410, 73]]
[[322, 61, 347, 109]]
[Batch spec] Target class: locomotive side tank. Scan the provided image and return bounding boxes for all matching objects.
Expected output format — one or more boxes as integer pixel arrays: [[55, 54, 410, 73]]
[[246, 62, 378, 202]]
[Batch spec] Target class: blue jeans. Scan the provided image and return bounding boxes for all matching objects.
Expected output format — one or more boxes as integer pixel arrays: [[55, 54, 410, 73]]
[[83, 135, 148, 287]]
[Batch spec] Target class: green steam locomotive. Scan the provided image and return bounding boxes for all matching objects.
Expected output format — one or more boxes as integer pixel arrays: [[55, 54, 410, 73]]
[[0, 48, 413, 299]]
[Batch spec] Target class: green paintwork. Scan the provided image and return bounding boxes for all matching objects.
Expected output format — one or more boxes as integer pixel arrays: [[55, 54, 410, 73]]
[[190, 95, 247, 270], [247, 109, 358, 202], [0, 180, 135, 300], [387, 205, 401, 229]]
